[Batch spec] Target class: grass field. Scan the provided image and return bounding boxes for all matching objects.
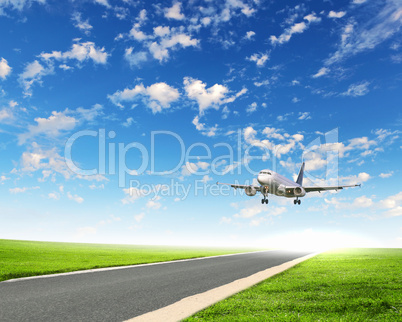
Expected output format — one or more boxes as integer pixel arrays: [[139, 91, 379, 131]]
[[185, 248, 402, 321], [0, 239, 253, 282]]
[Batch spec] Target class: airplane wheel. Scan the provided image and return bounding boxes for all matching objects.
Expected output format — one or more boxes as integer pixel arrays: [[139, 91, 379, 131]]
[[294, 200, 297, 205], [266, 199, 269, 204], [261, 199, 264, 204], [298, 200, 301, 205]]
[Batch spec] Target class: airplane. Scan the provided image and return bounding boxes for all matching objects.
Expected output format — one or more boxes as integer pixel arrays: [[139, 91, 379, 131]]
[[217, 162, 360, 205]]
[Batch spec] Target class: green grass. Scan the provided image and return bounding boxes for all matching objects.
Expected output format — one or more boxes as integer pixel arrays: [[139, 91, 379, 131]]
[[0, 239, 254, 282], [185, 248, 402, 321]]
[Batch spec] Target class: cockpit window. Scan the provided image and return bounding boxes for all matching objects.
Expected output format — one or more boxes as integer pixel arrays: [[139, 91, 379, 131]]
[[260, 171, 271, 175]]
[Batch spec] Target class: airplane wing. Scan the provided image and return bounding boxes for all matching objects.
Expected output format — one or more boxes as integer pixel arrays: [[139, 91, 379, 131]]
[[304, 184, 361, 192], [216, 182, 262, 191]]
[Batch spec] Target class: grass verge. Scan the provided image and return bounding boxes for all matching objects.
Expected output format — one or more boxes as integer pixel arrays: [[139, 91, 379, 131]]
[[185, 248, 402, 321], [0, 239, 254, 282]]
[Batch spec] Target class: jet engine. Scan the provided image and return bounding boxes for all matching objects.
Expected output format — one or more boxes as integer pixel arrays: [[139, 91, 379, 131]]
[[276, 184, 285, 196], [294, 186, 306, 197], [245, 186, 257, 196]]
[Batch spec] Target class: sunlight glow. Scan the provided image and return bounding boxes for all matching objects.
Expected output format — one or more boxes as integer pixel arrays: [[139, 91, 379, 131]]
[[261, 229, 381, 252]]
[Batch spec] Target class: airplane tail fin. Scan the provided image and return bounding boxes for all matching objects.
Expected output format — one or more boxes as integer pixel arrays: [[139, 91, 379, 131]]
[[296, 162, 305, 185]]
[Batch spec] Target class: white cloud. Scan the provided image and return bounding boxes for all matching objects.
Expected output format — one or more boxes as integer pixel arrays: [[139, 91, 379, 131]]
[[201, 17, 211, 26], [184, 78, 246, 114], [373, 128, 400, 142], [201, 175, 212, 183], [134, 212, 145, 223], [244, 126, 304, 158], [312, 67, 329, 78], [301, 152, 328, 171], [353, 0, 367, 4], [246, 102, 257, 114], [124, 47, 148, 67], [130, 23, 148, 41], [298, 112, 311, 120], [108, 82, 180, 113], [59, 64, 72, 70], [20, 41, 108, 95], [129, 21, 199, 63], [185, 78, 228, 113], [247, 53, 269, 67], [122, 117, 134, 127], [325, 195, 373, 209], [0, 107, 13, 122], [148, 32, 199, 62], [40, 41, 109, 65], [18, 110, 77, 145], [18, 143, 73, 180], [254, 80, 270, 87], [67, 192, 84, 203], [72, 12, 93, 35], [0, 58, 11, 79], [76, 174, 108, 182], [326, 1, 402, 65], [270, 11, 321, 45], [223, 0, 256, 18], [181, 162, 199, 176], [232, 200, 286, 227], [146, 82, 180, 111], [89, 183, 104, 190], [339, 172, 371, 185], [342, 81, 370, 97], [262, 127, 285, 140], [108, 84, 144, 108], [379, 171, 393, 178], [19, 60, 53, 96], [197, 161, 210, 170], [380, 192, 402, 217], [317, 135, 378, 160], [244, 31, 255, 40], [164, 2, 185, 20], [325, 191, 402, 218], [75, 226, 97, 239], [192, 116, 217, 137], [220, 216, 232, 224], [75, 104, 103, 122], [0, 0, 45, 15], [93, 0, 110, 8], [146, 198, 161, 210], [0, 175, 9, 184], [328, 11, 346, 19], [48, 192, 60, 200], [270, 21, 307, 45], [304, 13, 321, 23], [9, 186, 40, 194], [234, 203, 266, 219], [180, 161, 210, 177], [121, 187, 145, 204]]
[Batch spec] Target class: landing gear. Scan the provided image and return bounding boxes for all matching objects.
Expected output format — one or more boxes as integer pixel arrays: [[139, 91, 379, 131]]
[[261, 186, 269, 205], [294, 198, 301, 205]]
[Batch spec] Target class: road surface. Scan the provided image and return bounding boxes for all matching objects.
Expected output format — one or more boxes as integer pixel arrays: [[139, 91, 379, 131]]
[[0, 250, 312, 321]]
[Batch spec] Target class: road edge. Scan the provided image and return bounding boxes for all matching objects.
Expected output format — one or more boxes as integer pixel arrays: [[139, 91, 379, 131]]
[[2, 250, 272, 283], [127, 251, 321, 322]]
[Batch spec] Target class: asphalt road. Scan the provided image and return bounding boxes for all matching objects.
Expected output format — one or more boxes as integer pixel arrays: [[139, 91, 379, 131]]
[[0, 250, 311, 322]]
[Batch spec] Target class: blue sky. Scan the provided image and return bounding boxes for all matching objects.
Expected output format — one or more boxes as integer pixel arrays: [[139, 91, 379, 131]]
[[0, 0, 401, 249]]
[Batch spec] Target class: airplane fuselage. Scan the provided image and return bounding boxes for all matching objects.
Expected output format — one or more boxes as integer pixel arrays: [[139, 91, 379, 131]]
[[257, 169, 306, 198]]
